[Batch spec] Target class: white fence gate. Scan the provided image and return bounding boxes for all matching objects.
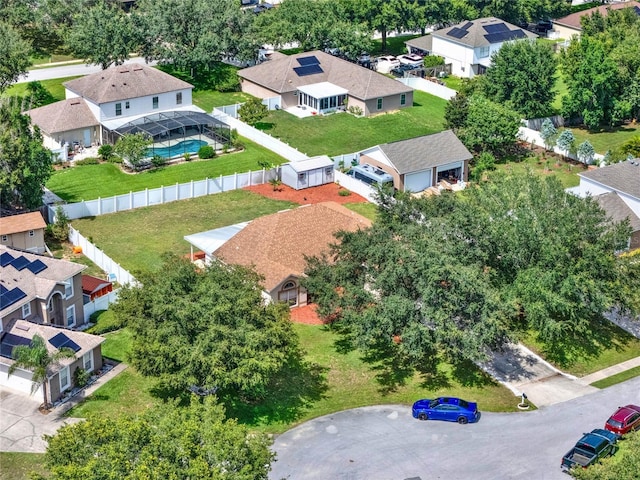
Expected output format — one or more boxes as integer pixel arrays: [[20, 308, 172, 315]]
[[397, 77, 457, 101], [83, 289, 119, 323], [335, 170, 378, 204]]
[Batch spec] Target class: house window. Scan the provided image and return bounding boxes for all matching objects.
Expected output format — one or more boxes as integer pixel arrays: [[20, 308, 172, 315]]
[[28, 230, 35, 237], [115, 103, 122, 116], [298, 172, 306, 181], [64, 280, 73, 299], [479, 46, 490, 58], [59, 366, 70, 392], [325, 167, 333, 176], [377, 98, 383, 110], [278, 281, 298, 307], [176, 92, 182, 105], [83, 351, 94, 372], [400, 94, 406, 106], [22, 302, 31, 318], [1, 235, 7, 242], [125, 101, 130, 110], [152, 96, 159, 109], [66, 305, 76, 328]]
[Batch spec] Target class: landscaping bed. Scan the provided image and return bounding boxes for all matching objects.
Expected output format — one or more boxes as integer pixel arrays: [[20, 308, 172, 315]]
[[244, 182, 368, 205]]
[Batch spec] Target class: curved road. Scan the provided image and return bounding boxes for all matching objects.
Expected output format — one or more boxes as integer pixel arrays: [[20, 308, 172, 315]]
[[17, 57, 156, 84], [270, 376, 640, 480]]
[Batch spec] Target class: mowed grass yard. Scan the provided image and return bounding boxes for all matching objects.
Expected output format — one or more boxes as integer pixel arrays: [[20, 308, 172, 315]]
[[494, 152, 587, 188], [46, 138, 286, 203], [256, 90, 448, 156], [71, 189, 297, 274]]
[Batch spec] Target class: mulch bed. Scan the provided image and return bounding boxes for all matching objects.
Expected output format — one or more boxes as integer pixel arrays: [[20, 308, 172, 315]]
[[244, 183, 368, 205], [289, 304, 325, 325]]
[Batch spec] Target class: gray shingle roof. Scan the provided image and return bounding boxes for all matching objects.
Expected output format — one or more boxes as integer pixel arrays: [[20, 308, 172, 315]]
[[405, 35, 433, 52], [377, 130, 473, 175], [431, 17, 536, 48], [238, 50, 412, 100], [26, 98, 98, 135], [63, 63, 193, 104], [579, 161, 640, 200], [595, 192, 640, 232]]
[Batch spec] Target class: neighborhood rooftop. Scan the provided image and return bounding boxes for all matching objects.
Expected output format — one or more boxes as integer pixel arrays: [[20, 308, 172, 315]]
[[553, 1, 640, 30], [63, 63, 193, 104], [579, 160, 640, 200], [238, 50, 412, 100], [26, 98, 99, 135], [0, 212, 46, 236], [431, 17, 536, 47]]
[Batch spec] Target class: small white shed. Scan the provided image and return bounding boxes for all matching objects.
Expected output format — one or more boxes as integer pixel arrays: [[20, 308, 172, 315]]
[[281, 155, 335, 190]]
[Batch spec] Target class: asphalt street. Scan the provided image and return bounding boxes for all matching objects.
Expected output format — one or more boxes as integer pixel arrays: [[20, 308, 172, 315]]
[[269, 375, 640, 480], [16, 57, 155, 84]]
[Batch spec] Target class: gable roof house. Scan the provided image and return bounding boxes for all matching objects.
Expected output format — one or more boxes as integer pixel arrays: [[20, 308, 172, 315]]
[[356, 130, 473, 193], [238, 50, 413, 117], [184, 202, 371, 307], [1, 245, 104, 403], [570, 161, 640, 251], [0, 211, 47, 254], [406, 17, 536, 78], [551, 1, 640, 39], [25, 63, 222, 161]]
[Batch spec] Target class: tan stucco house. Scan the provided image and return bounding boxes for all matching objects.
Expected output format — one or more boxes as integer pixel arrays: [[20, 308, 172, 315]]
[[238, 50, 413, 117], [0, 211, 47, 254]]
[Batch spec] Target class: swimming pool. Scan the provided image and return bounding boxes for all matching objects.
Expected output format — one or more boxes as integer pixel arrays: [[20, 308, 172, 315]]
[[147, 139, 208, 158]]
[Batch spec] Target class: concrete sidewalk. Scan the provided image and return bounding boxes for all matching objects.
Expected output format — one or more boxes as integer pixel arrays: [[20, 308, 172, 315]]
[[579, 356, 640, 385]]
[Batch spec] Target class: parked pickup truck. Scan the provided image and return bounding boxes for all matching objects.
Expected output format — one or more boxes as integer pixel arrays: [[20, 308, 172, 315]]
[[561, 429, 619, 473]]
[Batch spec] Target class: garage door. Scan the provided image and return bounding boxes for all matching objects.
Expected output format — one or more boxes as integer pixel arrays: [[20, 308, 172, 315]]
[[404, 169, 432, 192], [0, 363, 44, 402]]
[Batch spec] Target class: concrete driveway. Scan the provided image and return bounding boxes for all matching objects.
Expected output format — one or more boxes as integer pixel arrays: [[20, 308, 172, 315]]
[[269, 376, 640, 480], [0, 388, 82, 452]]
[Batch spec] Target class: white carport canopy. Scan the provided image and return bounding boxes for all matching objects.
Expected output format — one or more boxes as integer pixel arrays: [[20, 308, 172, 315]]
[[184, 222, 249, 257], [297, 82, 348, 99]]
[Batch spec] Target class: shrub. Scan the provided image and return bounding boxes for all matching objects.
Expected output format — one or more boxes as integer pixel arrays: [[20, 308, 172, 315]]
[[338, 189, 351, 196], [269, 178, 283, 191], [151, 155, 166, 167], [423, 55, 445, 68], [50, 205, 70, 241], [75, 157, 100, 166], [348, 105, 363, 116], [198, 145, 215, 159], [183, 152, 192, 162], [73, 367, 90, 388], [87, 310, 124, 335], [98, 144, 114, 161], [108, 155, 123, 164], [470, 151, 496, 181]]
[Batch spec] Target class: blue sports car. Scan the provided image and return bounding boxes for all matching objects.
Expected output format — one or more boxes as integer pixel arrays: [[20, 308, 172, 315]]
[[412, 397, 479, 424]]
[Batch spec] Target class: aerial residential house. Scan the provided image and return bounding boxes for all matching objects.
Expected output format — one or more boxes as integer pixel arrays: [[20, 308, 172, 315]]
[[405, 18, 536, 78], [0, 211, 47, 254], [355, 130, 473, 193], [238, 50, 413, 117], [184, 202, 371, 307], [570, 160, 640, 251], [0, 245, 104, 402], [551, 1, 640, 39]]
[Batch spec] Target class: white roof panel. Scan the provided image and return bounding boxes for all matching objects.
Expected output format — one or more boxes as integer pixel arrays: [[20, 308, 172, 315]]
[[297, 82, 348, 99], [184, 222, 250, 254], [285, 155, 334, 172]]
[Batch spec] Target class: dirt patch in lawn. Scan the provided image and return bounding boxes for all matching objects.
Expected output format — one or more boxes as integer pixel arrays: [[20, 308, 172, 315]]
[[244, 183, 368, 205]]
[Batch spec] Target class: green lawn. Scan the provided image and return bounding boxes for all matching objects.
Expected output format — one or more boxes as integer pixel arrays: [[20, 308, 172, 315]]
[[71, 189, 297, 273], [494, 152, 586, 188], [343, 202, 378, 222], [46, 138, 286, 202], [523, 322, 640, 377], [3, 75, 82, 102], [0, 452, 47, 480], [192, 90, 252, 113], [591, 365, 640, 389], [569, 124, 640, 155], [371, 34, 421, 56], [256, 90, 447, 156]]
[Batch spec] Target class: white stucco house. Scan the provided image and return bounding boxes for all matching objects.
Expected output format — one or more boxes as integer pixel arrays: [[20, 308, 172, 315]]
[[405, 17, 537, 78]]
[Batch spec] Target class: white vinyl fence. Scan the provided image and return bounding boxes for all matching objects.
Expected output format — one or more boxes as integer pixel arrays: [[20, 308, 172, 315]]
[[217, 96, 282, 118], [68, 226, 136, 286], [83, 289, 119, 323], [213, 109, 309, 162], [49, 169, 278, 221], [519, 126, 605, 164], [332, 152, 359, 169], [335, 170, 378, 204], [397, 77, 457, 101]]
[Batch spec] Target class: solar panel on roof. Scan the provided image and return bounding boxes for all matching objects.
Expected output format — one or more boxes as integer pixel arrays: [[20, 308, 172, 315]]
[[0, 333, 32, 359], [461, 21, 473, 30], [0, 252, 15, 267], [484, 30, 527, 43], [483, 23, 509, 34], [10, 256, 30, 271], [447, 28, 468, 39], [297, 55, 320, 66], [293, 64, 324, 76], [0, 287, 27, 310], [0, 285, 7, 295], [49, 332, 81, 352], [26, 259, 48, 274]]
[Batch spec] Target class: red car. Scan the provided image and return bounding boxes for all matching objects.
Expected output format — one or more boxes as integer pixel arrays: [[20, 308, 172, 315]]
[[604, 404, 640, 435]]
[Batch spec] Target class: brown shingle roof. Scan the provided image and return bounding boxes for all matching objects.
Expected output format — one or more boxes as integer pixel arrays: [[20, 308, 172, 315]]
[[213, 202, 371, 291], [431, 17, 536, 48], [579, 161, 640, 200], [553, 2, 640, 30], [238, 50, 412, 100], [63, 63, 193, 104], [595, 192, 640, 232], [25, 98, 98, 135], [0, 212, 46, 236]]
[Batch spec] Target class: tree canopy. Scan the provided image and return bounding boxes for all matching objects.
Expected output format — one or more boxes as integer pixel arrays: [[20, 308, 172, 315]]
[[40, 397, 273, 480], [0, 97, 53, 210], [304, 173, 634, 372], [112, 256, 300, 401], [0, 21, 32, 93]]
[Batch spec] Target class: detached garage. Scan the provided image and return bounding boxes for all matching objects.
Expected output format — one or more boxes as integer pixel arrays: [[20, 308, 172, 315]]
[[356, 130, 472, 193], [281, 155, 335, 190]]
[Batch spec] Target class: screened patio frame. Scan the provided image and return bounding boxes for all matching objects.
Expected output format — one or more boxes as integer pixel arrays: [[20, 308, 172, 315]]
[[107, 111, 231, 158]]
